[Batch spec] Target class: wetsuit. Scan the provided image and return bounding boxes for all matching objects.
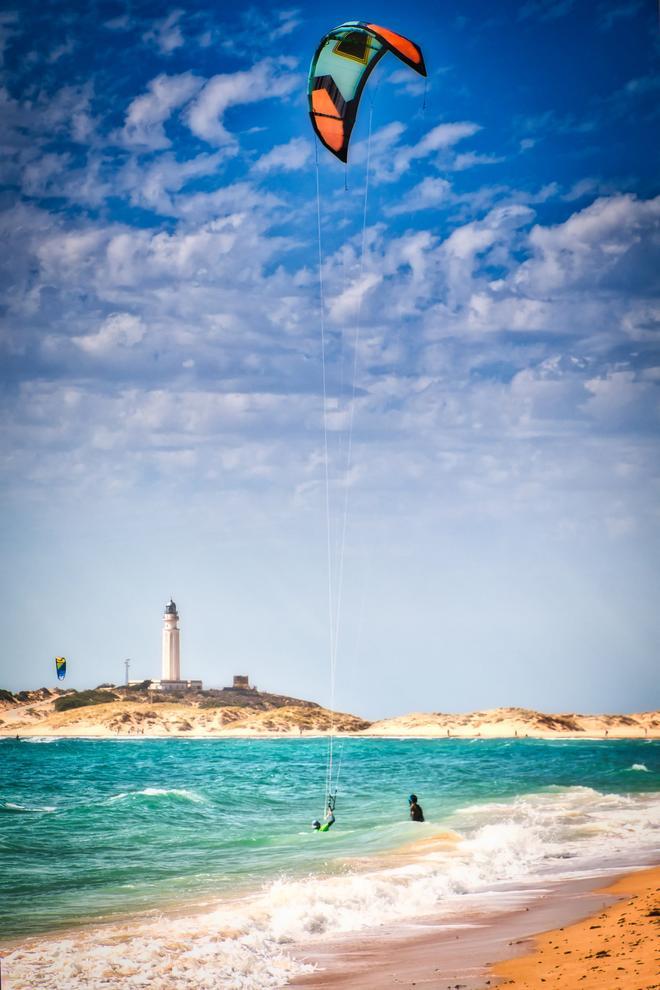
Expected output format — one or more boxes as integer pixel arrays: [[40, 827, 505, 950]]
[[318, 813, 335, 832], [410, 801, 424, 822]]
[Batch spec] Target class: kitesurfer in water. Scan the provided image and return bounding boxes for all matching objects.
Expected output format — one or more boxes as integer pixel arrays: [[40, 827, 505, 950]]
[[408, 794, 424, 822], [312, 809, 336, 832]]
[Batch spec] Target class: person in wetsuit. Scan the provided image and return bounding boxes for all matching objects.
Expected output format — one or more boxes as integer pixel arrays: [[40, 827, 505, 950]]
[[312, 809, 335, 832], [408, 793, 424, 822]]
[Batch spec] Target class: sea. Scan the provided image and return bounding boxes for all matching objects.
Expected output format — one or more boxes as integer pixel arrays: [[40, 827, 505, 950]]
[[1, 736, 658, 989]]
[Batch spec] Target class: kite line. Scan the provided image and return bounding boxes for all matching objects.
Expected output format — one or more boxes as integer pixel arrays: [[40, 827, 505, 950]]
[[309, 20, 427, 817]]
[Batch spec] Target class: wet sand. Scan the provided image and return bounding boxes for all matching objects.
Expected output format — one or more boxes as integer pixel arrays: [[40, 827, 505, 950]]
[[289, 867, 659, 989]]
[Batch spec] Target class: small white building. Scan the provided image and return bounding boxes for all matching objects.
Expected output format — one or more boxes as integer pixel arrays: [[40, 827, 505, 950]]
[[151, 599, 202, 692]]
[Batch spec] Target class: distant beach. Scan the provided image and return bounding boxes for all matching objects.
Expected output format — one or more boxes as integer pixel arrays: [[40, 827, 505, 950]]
[[1, 687, 658, 739]]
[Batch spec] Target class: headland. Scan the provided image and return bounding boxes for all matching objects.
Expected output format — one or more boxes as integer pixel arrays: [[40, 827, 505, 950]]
[[0, 685, 657, 738]]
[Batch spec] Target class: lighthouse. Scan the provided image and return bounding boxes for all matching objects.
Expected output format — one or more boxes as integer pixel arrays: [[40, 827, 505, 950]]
[[162, 599, 180, 681], [154, 599, 202, 692]]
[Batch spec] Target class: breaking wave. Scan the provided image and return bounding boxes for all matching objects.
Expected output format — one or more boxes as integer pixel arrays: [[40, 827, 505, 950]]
[[0, 800, 56, 814], [106, 788, 207, 805]]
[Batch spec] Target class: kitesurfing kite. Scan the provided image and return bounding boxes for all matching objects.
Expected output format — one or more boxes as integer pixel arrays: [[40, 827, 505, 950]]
[[308, 21, 426, 162], [55, 657, 66, 680], [307, 21, 426, 824]]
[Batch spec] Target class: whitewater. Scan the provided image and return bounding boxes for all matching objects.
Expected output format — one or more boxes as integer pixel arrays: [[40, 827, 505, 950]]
[[1, 736, 658, 988]]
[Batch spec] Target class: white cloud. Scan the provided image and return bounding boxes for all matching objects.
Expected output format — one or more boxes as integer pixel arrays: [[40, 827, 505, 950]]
[[439, 204, 534, 309], [583, 370, 660, 429], [253, 137, 312, 174], [120, 73, 203, 150], [329, 272, 383, 323], [517, 194, 660, 293], [405, 195, 660, 344], [393, 122, 481, 178], [386, 177, 451, 216], [0, 81, 96, 151], [448, 152, 504, 171], [387, 67, 427, 98], [74, 313, 146, 355], [20, 153, 72, 197], [14, 149, 113, 207], [272, 9, 302, 38], [119, 150, 230, 215], [562, 178, 601, 201], [143, 10, 185, 54], [47, 36, 76, 63], [171, 182, 282, 223], [412, 123, 482, 158], [103, 14, 132, 31], [36, 227, 108, 280], [363, 121, 481, 183], [186, 58, 300, 147], [351, 121, 406, 166], [620, 304, 660, 342]]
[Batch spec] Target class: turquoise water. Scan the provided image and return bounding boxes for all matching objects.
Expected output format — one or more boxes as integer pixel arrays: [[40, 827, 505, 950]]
[[2, 736, 658, 945]]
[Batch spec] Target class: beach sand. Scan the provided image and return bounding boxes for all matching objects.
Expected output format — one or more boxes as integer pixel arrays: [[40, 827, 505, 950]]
[[492, 866, 659, 989], [289, 867, 659, 989]]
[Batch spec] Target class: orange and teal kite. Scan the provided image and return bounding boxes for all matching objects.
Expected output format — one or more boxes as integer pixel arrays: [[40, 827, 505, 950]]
[[55, 657, 66, 680], [308, 21, 426, 162]]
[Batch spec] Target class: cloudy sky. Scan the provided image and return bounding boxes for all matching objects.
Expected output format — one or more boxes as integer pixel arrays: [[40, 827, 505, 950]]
[[1, 0, 658, 717]]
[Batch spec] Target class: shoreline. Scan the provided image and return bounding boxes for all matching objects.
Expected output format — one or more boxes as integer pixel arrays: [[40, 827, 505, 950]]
[[4, 861, 657, 988], [4, 859, 656, 988], [2, 730, 659, 740], [288, 865, 659, 990]]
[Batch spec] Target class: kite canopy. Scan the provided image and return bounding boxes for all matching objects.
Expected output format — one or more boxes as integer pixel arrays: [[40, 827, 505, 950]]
[[55, 657, 66, 680], [308, 21, 426, 162]]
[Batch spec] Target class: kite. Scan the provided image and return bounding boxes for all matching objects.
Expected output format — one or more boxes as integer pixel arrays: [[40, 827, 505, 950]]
[[308, 21, 426, 162], [55, 657, 66, 680]]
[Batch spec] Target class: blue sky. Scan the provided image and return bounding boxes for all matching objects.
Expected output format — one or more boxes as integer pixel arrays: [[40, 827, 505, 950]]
[[1, 0, 658, 717]]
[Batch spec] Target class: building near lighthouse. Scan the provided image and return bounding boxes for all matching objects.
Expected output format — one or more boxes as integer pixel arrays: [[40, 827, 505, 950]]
[[151, 599, 202, 692]]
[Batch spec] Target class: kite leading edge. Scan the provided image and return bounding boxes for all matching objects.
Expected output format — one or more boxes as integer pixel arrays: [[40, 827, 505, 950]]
[[308, 21, 427, 162]]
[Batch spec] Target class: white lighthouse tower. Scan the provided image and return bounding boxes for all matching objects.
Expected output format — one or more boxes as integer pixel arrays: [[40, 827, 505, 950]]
[[153, 598, 202, 692], [162, 599, 180, 682]]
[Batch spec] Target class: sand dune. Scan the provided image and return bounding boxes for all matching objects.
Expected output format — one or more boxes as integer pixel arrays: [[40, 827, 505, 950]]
[[364, 705, 659, 739], [0, 689, 657, 738], [0, 690, 369, 737]]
